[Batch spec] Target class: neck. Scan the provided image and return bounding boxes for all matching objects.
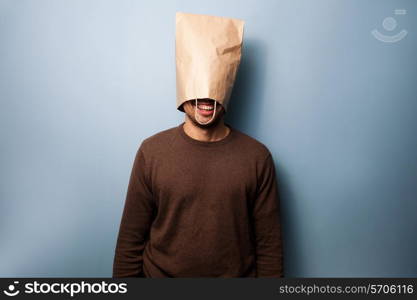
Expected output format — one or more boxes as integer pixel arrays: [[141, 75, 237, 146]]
[[183, 115, 230, 142]]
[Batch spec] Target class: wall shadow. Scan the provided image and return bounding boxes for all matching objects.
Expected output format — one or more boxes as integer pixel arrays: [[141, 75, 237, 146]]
[[225, 37, 268, 137]]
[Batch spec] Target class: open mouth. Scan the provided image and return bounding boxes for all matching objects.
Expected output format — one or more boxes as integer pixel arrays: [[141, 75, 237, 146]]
[[191, 99, 216, 116]]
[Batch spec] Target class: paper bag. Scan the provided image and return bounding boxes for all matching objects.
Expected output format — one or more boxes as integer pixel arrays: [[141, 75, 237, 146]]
[[175, 12, 245, 112]]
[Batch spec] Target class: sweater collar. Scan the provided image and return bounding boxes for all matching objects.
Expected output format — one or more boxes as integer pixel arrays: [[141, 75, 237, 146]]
[[178, 122, 235, 147]]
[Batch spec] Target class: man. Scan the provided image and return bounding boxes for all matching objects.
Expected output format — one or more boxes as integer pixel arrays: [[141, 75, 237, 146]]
[[112, 12, 284, 277]]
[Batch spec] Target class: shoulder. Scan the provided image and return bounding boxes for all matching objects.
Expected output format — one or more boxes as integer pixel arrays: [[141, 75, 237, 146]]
[[136, 125, 178, 155], [231, 127, 272, 160]]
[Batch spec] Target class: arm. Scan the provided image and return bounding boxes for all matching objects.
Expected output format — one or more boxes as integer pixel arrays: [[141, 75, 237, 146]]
[[253, 153, 284, 277], [113, 145, 156, 277]]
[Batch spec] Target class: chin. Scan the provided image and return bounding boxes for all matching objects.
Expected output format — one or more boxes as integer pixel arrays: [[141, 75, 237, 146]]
[[194, 114, 223, 128]]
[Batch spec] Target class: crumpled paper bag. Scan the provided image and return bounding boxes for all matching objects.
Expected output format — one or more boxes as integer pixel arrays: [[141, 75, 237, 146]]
[[175, 12, 245, 112]]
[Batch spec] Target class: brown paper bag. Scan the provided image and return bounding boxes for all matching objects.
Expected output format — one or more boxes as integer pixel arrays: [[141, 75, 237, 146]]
[[175, 12, 245, 112]]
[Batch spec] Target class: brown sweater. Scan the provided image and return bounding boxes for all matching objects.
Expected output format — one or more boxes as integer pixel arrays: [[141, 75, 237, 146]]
[[112, 122, 284, 277]]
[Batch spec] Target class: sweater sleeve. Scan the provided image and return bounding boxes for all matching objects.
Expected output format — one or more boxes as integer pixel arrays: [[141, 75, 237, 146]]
[[253, 153, 284, 277], [113, 145, 156, 277]]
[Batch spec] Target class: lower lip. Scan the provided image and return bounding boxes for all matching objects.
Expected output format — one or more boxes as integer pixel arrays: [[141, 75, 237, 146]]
[[197, 107, 214, 116]]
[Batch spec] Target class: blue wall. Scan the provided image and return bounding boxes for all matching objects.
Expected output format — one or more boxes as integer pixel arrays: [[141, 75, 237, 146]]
[[1, 0, 416, 277]]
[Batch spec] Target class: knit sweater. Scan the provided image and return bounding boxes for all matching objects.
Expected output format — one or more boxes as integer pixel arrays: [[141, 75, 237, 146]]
[[113, 122, 284, 277]]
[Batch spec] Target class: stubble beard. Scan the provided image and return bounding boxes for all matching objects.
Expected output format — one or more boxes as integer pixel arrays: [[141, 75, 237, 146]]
[[187, 108, 224, 129]]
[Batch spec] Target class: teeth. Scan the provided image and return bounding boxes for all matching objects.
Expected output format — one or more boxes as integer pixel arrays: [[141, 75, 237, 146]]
[[198, 105, 214, 110]]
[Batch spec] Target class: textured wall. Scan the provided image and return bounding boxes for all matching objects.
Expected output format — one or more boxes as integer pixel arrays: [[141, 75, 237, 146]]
[[0, 0, 416, 277]]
